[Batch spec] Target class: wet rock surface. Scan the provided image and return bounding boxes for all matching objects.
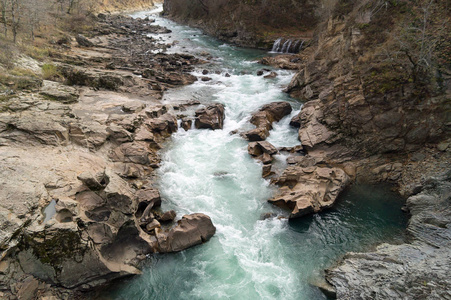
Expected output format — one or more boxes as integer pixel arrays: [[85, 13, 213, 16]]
[[269, 164, 350, 218], [194, 103, 225, 130], [244, 101, 292, 141], [327, 171, 451, 299]]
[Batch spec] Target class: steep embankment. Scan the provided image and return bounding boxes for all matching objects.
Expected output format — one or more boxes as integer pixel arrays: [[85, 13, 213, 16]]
[[282, 0, 451, 297], [162, 0, 319, 48], [95, 0, 161, 13]]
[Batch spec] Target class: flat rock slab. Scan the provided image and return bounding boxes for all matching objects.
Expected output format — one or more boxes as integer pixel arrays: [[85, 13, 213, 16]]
[[40, 80, 79, 104], [269, 166, 350, 218]]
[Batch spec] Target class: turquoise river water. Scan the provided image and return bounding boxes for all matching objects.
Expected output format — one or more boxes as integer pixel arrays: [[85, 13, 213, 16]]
[[105, 5, 408, 300]]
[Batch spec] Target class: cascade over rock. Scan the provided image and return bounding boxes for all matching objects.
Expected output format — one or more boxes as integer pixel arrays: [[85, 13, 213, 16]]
[[271, 38, 305, 54], [194, 103, 225, 130], [244, 101, 292, 141]]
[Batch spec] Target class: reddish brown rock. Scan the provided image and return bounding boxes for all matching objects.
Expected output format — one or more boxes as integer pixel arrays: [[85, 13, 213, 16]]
[[156, 213, 216, 253], [195, 103, 225, 130], [244, 102, 292, 141], [269, 166, 350, 218]]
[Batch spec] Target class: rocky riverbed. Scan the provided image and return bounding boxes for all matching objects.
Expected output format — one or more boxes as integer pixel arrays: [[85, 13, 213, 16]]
[[0, 12, 217, 299], [1, 1, 450, 299]]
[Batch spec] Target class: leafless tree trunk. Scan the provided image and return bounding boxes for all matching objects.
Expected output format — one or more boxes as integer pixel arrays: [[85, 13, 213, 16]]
[[0, 0, 9, 37], [67, 0, 78, 14], [11, 0, 20, 43]]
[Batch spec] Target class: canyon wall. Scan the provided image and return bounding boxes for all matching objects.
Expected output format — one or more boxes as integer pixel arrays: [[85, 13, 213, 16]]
[[162, 0, 451, 298], [163, 0, 320, 48], [164, 0, 450, 185]]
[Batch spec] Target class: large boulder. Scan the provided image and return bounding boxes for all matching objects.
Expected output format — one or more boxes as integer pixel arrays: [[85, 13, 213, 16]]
[[244, 102, 292, 141], [195, 103, 225, 130], [269, 166, 350, 218], [156, 213, 216, 253]]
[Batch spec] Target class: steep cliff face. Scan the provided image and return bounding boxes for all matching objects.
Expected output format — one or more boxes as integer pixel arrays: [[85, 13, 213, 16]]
[[163, 0, 319, 48], [287, 0, 450, 160], [163, 0, 450, 158]]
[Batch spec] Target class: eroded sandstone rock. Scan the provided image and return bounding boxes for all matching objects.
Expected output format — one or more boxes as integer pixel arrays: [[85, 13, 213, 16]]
[[156, 213, 216, 253], [269, 165, 350, 218], [244, 101, 292, 141], [194, 103, 225, 130]]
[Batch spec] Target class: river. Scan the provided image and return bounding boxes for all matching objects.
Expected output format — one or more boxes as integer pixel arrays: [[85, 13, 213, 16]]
[[105, 5, 407, 300]]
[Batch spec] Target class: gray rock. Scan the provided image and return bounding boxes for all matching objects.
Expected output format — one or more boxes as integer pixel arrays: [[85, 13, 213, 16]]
[[40, 80, 79, 104], [76, 34, 94, 47], [327, 171, 451, 299]]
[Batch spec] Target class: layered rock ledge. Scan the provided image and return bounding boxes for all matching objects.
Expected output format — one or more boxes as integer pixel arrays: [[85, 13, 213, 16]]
[[0, 12, 217, 299], [326, 171, 451, 299], [269, 164, 350, 218]]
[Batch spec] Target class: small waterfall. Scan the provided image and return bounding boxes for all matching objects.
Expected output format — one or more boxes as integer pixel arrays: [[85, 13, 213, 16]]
[[271, 38, 283, 52], [281, 40, 290, 53], [270, 38, 305, 54]]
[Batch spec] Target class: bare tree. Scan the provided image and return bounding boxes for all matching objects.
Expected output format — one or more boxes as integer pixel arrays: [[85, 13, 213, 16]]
[[22, 0, 50, 40], [10, 0, 20, 43], [0, 0, 9, 37]]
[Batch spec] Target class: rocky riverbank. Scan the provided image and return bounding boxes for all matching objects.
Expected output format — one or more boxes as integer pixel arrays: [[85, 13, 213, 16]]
[[0, 12, 217, 299], [169, 0, 450, 298], [260, 1, 451, 298], [326, 170, 451, 299]]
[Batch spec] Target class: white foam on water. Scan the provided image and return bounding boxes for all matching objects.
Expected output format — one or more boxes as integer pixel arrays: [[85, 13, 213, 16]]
[[267, 108, 302, 147], [116, 5, 408, 300]]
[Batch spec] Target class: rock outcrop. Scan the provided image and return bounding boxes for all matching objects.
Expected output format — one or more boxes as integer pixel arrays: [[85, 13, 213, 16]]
[[326, 171, 451, 299], [269, 163, 350, 218], [0, 13, 217, 298], [244, 101, 292, 141]]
